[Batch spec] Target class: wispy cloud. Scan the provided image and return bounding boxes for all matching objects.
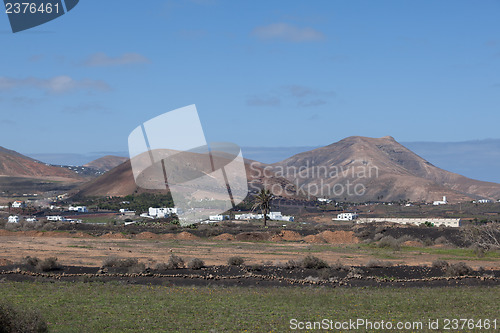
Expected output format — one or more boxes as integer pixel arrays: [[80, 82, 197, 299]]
[[246, 95, 280, 107], [82, 52, 151, 67], [252, 23, 324, 42], [0, 76, 111, 94]]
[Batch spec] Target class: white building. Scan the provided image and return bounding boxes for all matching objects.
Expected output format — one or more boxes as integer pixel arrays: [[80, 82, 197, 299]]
[[433, 196, 447, 206], [317, 198, 332, 204], [357, 217, 461, 228], [7, 215, 19, 223], [69, 206, 88, 213], [268, 211, 294, 222], [46, 216, 63, 221], [234, 212, 294, 222], [11, 201, 25, 208], [25, 217, 37, 222], [474, 199, 492, 204], [119, 208, 136, 215], [209, 214, 230, 221], [148, 207, 178, 218], [235, 213, 262, 220], [335, 212, 359, 221]]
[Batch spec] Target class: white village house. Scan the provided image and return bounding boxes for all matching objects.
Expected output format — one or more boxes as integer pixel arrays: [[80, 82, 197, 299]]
[[433, 196, 447, 206], [334, 212, 359, 221], [7, 215, 19, 223], [68, 206, 88, 213], [144, 207, 178, 219], [11, 201, 25, 208], [46, 216, 63, 221]]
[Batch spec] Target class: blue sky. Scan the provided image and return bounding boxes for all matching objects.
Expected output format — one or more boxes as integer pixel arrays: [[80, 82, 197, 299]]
[[0, 0, 499, 156]]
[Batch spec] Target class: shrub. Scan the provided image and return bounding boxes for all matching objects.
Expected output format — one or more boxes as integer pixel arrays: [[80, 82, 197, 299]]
[[187, 258, 204, 270], [377, 236, 401, 251], [36, 257, 61, 272], [434, 236, 449, 245], [366, 259, 393, 268], [227, 256, 245, 266], [103, 257, 138, 268], [471, 244, 486, 258], [167, 255, 185, 269], [301, 255, 329, 269], [21, 256, 40, 267], [0, 301, 48, 333], [397, 235, 415, 243], [432, 260, 449, 269], [423, 238, 434, 246], [284, 259, 300, 269], [446, 262, 473, 276]]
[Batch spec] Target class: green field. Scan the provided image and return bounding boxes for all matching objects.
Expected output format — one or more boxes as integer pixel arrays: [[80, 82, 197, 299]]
[[0, 282, 498, 332]]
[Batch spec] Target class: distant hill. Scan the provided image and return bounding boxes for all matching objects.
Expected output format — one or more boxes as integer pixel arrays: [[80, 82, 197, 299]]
[[84, 155, 128, 172], [270, 136, 500, 202]]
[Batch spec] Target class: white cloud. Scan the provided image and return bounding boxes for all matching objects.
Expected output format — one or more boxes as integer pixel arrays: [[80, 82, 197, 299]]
[[82, 53, 151, 67], [0, 76, 111, 94], [252, 23, 325, 42]]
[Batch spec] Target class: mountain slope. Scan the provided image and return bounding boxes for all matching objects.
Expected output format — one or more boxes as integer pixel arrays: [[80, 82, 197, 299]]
[[84, 155, 128, 172], [72, 157, 302, 199], [271, 136, 500, 202], [0, 146, 84, 180]]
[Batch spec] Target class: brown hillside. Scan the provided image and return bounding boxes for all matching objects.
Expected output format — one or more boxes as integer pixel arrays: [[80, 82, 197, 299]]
[[271, 136, 500, 202], [0, 146, 83, 181], [72, 155, 302, 199], [84, 155, 128, 172]]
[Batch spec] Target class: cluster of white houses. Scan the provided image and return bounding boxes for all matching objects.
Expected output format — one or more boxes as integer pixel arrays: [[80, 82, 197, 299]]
[[232, 211, 294, 222]]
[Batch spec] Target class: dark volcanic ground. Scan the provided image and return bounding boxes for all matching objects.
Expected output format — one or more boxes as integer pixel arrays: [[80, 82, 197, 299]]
[[1, 264, 498, 288]]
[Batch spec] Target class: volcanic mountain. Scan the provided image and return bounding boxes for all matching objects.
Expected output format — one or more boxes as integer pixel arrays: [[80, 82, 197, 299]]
[[0, 146, 87, 198], [72, 156, 302, 199], [84, 155, 128, 172], [0, 146, 84, 180], [270, 136, 500, 202]]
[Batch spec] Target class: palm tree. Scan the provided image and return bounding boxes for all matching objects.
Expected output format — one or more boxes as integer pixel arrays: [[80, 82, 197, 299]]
[[252, 188, 274, 227]]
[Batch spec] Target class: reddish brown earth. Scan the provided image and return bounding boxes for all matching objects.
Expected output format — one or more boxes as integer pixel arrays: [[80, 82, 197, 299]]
[[0, 229, 498, 271], [83, 155, 128, 172]]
